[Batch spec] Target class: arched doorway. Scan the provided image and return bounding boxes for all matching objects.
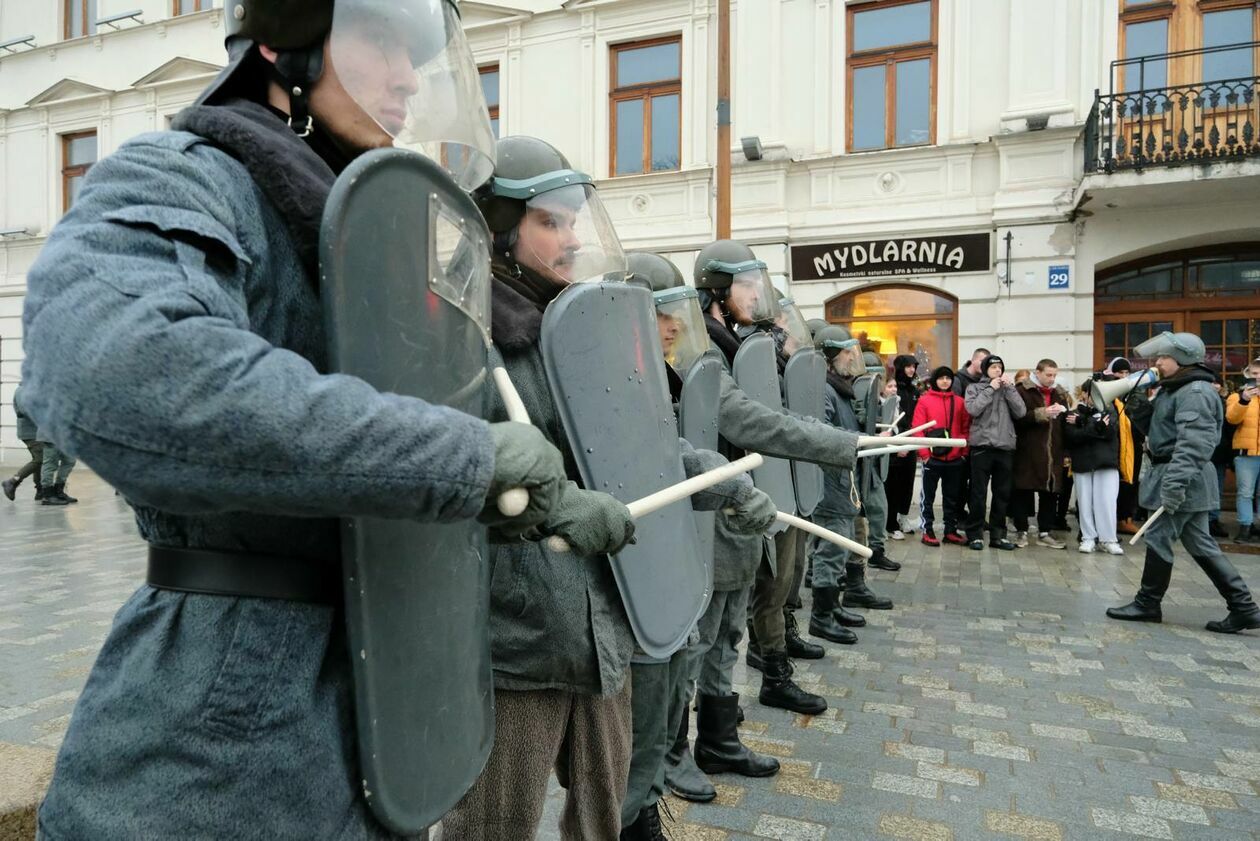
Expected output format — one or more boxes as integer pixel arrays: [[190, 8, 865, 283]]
[[1094, 244, 1260, 388], [824, 284, 958, 373]]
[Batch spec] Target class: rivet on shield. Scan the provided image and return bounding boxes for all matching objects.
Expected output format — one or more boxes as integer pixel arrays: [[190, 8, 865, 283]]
[[233, 3, 244, 20]]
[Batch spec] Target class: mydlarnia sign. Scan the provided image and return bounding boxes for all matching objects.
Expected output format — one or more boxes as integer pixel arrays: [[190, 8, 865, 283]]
[[791, 233, 991, 281]]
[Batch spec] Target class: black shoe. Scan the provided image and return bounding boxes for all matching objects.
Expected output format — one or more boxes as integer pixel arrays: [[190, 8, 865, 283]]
[[1206, 610, 1260, 634], [868, 548, 902, 571], [1106, 549, 1171, 623], [1234, 527, 1254, 545], [1, 477, 17, 501], [53, 483, 78, 504], [664, 715, 716, 802], [695, 692, 782, 776], [990, 539, 1017, 551], [841, 562, 893, 610], [1191, 550, 1260, 633], [33, 483, 45, 501], [620, 802, 667, 841], [757, 652, 827, 715], [42, 491, 69, 506], [808, 587, 857, 645], [1209, 520, 1229, 538], [969, 539, 984, 551], [834, 604, 866, 628], [745, 622, 764, 672], [785, 610, 825, 658]]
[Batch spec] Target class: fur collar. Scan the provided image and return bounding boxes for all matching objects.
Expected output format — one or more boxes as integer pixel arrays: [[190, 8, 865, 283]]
[[490, 275, 545, 352]]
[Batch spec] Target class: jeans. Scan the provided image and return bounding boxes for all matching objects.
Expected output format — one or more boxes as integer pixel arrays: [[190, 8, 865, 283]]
[[1234, 454, 1260, 527]]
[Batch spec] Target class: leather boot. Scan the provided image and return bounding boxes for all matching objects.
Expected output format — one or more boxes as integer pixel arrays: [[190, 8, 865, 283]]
[[784, 610, 825, 658], [808, 587, 857, 644], [33, 480, 44, 501], [1192, 552, 1260, 634], [42, 485, 70, 506], [2, 476, 18, 501], [758, 651, 827, 715], [664, 714, 716, 802], [1106, 548, 1170, 623], [694, 692, 781, 777], [745, 621, 764, 672], [55, 482, 78, 504], [834, 603, 867, 627], [841, 562, 893, 610], [868, 548, 902, 571], [1117, 517, 1139, 535], [619, 802, 667, 841]]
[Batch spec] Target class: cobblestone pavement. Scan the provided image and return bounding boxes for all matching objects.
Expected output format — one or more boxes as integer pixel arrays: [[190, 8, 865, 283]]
[[3, 473, 1260, 840]]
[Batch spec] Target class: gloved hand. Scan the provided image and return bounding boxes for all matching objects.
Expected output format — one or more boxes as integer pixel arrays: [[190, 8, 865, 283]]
[[726, 488, 778, 535], [479, 421, 566, 533], [1160, 488, 1183, 515], [543, 485, 636, 555], [678, 441, 756, 512]]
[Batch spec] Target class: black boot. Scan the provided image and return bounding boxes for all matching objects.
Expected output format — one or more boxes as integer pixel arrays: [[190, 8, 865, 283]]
[[745, 621, 764, 672], [2, 475, 18, 501], [694, 692, 781, 776], [834, 603, 867, 627], [1106, 549, 1171, 623], [1193, 552, 1260, 634], [785, 610, 825, 658], [42, 484, 70, 506], [868, 547, 902, 571], [33, 480, 44, 501], [841, 562, 893, 610], [55, 482, 78, 504], [620, 802, 667, 841], [758, 651, 827, 715], [808, 587, 857, 644], [664, 713, 716, 802]]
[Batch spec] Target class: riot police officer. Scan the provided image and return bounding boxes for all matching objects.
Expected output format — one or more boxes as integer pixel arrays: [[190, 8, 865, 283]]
[[21, 3, 568, 839]]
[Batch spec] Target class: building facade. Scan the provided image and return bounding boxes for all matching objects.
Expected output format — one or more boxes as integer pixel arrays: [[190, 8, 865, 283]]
[[2, 0, 1259, 461]]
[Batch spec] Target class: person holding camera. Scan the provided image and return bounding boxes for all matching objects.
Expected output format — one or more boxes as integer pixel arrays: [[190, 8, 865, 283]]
[[1225, 364, 1260, 543], [1064, 386, 1122, 554], [964, 355, 1027, 551]]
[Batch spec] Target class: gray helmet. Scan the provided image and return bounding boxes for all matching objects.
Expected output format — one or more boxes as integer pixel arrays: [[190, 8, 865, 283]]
[[1134, 331, 1207, 366], [806, 318, 828, 339], [475, 136, 575, 234], [694, 240, 760, 289], [863, 351, 883, 371], [814, 324, 855, 355], [626, 252, 684, 293]]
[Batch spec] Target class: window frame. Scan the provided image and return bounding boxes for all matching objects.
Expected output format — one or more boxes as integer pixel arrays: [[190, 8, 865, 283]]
[[61, 130, 97, 213], [845, 0, 938, 153], [480, 63, 500, 138], [608, 34, 683, 177], [823, 282, 958, 371], [172, 0, 210, 15], [64, 0, 96, 39]]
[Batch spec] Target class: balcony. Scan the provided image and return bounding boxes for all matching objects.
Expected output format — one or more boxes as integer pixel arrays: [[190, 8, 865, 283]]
[[1086, 42, 1260, 174]]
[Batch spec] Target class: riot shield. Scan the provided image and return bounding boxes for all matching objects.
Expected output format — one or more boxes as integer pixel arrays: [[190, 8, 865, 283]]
[[540, 282, 710, 660], [679, 352, 723, 572], [877, 390, 899, 481], [732, 332, 796, 531], [783, 348, 826, 517], [853, 371, 885, 502], [320, 148, 493, 834]]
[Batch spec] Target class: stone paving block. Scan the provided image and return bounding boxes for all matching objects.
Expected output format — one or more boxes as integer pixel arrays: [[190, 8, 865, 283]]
[[983, 810, 1063, 841], [952, 725, 1011, 745], [772, 775, 841, 803], [1089, 808, 1174, 839], [1214, 760, 1260, 781], [955, 701, 1008, 719], [750, 814, 827, 840], [884, 741, 945, 764], [1126, 795, 1210, 826], [1176, 771, 1259, 795], [871, 771, 939, 800], [1028, 723, 1091, 743], [1120, 722, 1187, 742], [916, 761, 982, 787], [1152, 782, 1238, 809], [876, 813, 953, 841], [973, 742, 1031, 762]]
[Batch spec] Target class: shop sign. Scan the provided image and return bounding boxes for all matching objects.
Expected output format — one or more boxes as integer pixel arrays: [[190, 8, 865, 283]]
[[791, 233, 991, 281]]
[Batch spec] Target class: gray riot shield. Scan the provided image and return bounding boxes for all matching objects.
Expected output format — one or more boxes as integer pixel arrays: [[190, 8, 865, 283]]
[[679, 352, 723, 571], [732, 332, 796, 530], [540, 282, 710, 660], [853, 371, 885, 501], [320, 148, 493, 834], [783, 348, 826, 517], [877, 391, 899, 481]]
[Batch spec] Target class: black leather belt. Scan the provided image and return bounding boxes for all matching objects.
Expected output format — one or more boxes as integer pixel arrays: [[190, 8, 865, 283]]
[[147, 545, 341, 605], [1149, 453, 1172, 465]]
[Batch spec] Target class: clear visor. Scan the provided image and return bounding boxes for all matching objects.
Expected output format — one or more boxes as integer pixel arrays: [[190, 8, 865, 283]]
[[1133, 332, 1188, 360], [330, 0, 496, 190], [653, 291, 710, 372], [826, 342, 866, 378], [513, 184, 627, 285], [726, 268, 781, 326], [775, 300, 813, 357]]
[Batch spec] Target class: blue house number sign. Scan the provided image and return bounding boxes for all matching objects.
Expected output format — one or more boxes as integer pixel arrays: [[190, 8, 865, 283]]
[[1048, 265, 1070, 289]]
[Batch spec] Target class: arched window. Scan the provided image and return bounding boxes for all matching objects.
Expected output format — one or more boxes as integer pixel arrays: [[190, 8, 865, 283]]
[[824, 283, 957, 373]]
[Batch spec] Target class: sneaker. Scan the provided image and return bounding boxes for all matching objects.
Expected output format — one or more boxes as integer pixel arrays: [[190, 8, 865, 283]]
[[944, 531, 968, 546], [898, 515, 917, 535], [1037, 532, 1066, 550], [990, 539, 1017, 551], [891, 529, 906, 541], [1078, 540, 1095, 553], [921, 529, 940, 547], [969, 539, 984, 551], [1101, 542, 1124, 555], [1014, 530, 1029, 548]]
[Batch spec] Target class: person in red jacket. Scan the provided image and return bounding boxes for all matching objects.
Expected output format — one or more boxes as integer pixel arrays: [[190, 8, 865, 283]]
[[913, 366, 972, 545]]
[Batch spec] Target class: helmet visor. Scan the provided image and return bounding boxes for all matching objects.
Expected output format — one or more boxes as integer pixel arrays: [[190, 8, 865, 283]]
[[513, 182, 627, 285], [775, 299, 813, 357], [330, 0, 496, 190], [823, 340, 866, 378], [1134, 331, 1195, 362], [726, 266, 781, 325], [652, 288, 710, 372]]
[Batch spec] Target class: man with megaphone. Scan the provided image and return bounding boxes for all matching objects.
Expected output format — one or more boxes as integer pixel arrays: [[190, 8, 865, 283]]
[[1105, 332, 1260, 634]]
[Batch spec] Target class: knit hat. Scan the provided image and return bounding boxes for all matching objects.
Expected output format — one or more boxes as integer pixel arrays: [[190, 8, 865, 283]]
[[929, 365, 954, 390], [893, 354, 919, 384], [980, 355, 1005, 376], [1104, 357, 1131, 376]]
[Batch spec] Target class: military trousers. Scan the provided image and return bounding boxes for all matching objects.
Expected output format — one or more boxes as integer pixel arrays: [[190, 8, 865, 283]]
[[15, 439, 43, 484], [439, 683, 632, 841], [38, 443, 75, 488], [621, 648, 691, 827], [806, 507, 858, 589], [751, 527, 805, 653], [1142, 508, 1258, 614], [693, 587, 749, 697], [863, 475, 889, 552]]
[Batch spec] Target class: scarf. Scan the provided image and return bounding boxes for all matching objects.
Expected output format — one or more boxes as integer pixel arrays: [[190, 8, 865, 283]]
[[1114, 398, 1135, 483]]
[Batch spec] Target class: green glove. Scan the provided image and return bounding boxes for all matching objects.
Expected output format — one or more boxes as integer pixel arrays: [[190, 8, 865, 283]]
[[726, 488, 778, 535], [544, 485, 636, 556], [479, 421, 566, 533]]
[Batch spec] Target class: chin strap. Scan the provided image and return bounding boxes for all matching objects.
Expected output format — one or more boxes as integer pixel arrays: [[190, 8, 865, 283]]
[[272, 46, 325, 137]]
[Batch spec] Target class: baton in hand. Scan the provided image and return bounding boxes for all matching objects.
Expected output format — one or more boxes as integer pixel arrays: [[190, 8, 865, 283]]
[[1128, 506, 1165, 546], [492, 367, 535, 517]]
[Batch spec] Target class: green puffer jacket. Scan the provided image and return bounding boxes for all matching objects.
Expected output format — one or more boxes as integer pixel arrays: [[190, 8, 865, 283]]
[[1131, 366, 1221, 514]]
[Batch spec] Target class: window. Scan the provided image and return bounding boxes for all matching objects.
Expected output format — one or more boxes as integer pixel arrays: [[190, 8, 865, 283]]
[[65, 0, 98, 39], [610, 37, 681, 176], [846, 0, 936, 152], [1118, 0, 1260, 90], [61, 131, 97, 211], [1097, 248, 1260, 302], [174, 0, 209, 14], [824, 284, 956, 372], [481, 64, 500, 139]]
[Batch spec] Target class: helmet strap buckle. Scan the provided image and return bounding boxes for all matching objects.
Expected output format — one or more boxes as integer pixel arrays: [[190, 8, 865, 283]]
[[289, 114, 314, 138]]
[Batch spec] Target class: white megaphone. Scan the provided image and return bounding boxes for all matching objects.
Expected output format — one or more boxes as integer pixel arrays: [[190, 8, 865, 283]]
[[1087, 369, 1159, 411]]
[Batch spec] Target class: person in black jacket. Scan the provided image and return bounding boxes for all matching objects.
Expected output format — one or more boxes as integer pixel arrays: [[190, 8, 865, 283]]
[[885, 354, 920, 538], [1209, 375, 1234, 539], [1064, 386, 1123, 554]]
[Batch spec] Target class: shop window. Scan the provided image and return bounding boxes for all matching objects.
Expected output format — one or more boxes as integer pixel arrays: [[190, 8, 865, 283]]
[[824, 283, 956, 372], [846, 0, 936, 152], [65, 0, 98, 39], [610, 37, 681, 176], [61, 131, 97, 212], [480, 64, 500, 139]]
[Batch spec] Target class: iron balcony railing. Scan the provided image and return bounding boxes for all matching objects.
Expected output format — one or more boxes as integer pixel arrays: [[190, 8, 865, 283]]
[[1086, 41, 1260, 173]]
